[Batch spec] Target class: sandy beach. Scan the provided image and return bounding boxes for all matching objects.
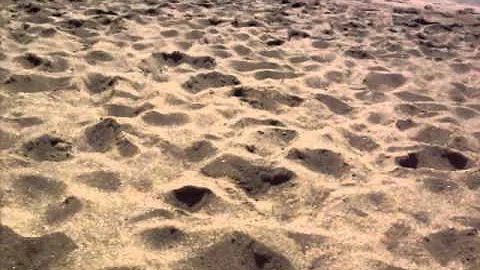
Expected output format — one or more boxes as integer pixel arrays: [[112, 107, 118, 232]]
[[0, 0, 479, 269]]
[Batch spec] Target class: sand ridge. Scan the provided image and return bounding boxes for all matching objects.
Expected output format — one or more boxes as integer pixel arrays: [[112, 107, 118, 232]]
[[0, 0, 479, 269]]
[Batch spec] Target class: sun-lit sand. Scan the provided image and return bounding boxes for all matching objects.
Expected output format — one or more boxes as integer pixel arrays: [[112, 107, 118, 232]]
[[0, 0, 479, 269]]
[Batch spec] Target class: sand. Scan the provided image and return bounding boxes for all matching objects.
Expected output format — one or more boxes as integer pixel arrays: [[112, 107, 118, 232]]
[[0, 0, 479, 269]]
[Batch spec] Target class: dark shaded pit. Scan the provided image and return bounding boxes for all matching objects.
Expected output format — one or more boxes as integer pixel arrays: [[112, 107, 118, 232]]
[[16, 53, 43, 68], [254, 70, 302, 80], [266, 39, 285, 46], [396, 146, 472, 171], [201, 154, 295, 195], [413, 126, 452, 146], [22, 134, 73, 161], [182, 72, 240, 93], [142, 111, 189, 126], [151, 51, 216, 69], [382, 221, 411, 251], [14, 53, 69, 72], [14, 175, 67, 200], [287, 148, 349, 177], [463, 172, 480, 190], [85, 50, 114, 64], [140, 226, 185, 249], [0, 129, 17, 150], [345, 49, 374, 59], [231, 86, 303, 111], [105, 103, 154, 118], [397, 153, 418, 168], [315, 94, 352, 115], [363, 72, 407, 91], [116, 137, 139, 157], [84, 73, 118, 94], [233, 44, 252, 56], [0, 226, 77, 270], [183, 140, 217, 162], [344, 132, 379, 152], [76, 171, 121, 192], [4, 74, 71, 93], [422, 178, 459, 193], [230, 60, 281, 72], [84, 118, 122, 152], [424, 228, 480, 267], [177, 231, 295, 270], [232, 118, 285, 128], [171, 185, 213, 209], [45, 196, 82, 224], [394, 91, 434, 102], [396, 119, 416, 130], [259, 128, 298, 144], [286, 232, 328, 254]]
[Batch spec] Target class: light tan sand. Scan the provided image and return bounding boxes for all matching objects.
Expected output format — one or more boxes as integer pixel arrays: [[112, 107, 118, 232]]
[[0, 0, 479, 269]]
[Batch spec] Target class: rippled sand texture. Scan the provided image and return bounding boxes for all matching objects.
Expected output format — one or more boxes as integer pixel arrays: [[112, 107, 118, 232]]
[[0, 0, 479, 269]]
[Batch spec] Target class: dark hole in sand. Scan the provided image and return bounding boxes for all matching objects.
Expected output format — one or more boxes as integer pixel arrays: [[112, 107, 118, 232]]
[[172, 185, 212, 208], [254, 252, 271, 268], [266, 39, 285, 46], [23, 53, 43, 67], [397, 153, 419, 169], [442, 151, 469, 170]]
